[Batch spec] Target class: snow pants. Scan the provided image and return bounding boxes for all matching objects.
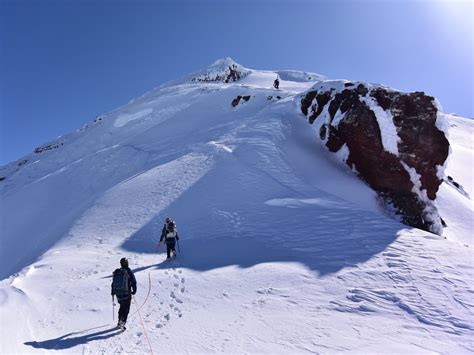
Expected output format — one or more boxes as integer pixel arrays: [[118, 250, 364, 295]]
[[165, 239, 176, 258], [118, 297, 131, 323]]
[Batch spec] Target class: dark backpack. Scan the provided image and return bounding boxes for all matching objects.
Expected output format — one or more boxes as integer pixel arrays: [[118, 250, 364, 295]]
[[112, 268, 130, 300]]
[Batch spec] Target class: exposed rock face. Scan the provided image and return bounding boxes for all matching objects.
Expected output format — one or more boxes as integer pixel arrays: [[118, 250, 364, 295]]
[[34, 142, 64, 154], [267, 95, 282, 101], [231, 95, 251, 107], [300, 81, 450, 234]]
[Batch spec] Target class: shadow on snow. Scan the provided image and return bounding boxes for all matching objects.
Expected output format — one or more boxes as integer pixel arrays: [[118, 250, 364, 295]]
[[120, 150, 403, 276], [120, 200, 402, 276], [24, 325, 120, 350]]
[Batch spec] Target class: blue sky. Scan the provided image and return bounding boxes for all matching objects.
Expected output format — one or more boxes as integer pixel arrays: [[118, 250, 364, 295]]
[[1, 0, 472, 165]]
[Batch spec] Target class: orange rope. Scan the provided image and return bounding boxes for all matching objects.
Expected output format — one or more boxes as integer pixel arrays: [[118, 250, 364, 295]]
[[133, 295, 154, 355], [129, 271, 152, 319]]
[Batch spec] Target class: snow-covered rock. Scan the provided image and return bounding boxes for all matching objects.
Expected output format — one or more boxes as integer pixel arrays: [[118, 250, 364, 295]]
[[299, 81, 450, 234]]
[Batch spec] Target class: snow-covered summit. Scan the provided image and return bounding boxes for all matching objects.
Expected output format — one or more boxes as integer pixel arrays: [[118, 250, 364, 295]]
[[187, 57, 250, 83], [209, 56, 242, 69]]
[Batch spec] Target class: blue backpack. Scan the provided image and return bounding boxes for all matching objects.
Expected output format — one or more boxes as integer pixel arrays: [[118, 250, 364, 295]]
[[112, 268, 130, 300]]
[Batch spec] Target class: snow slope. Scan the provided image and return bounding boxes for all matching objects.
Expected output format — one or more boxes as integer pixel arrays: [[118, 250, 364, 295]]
[[1, 59, 473, 354], [436, 114, 474, 246]]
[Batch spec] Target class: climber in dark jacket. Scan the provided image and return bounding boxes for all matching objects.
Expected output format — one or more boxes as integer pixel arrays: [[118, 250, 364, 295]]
[[273, 77, 280, 89], [111, 257, 137, 330], [159, 217, 180, 259]]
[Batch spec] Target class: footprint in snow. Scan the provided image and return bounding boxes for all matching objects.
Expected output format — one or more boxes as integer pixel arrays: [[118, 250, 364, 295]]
[[172, 303, 183, 317], [170, 290, 183, 303]]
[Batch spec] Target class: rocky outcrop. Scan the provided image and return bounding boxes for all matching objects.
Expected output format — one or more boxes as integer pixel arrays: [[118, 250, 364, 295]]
[[267, 95, 282, 101], [300, 81, 450, 234], [34, 142, 64, 154], [231, 95, 251, 107], [445, 175, 469, 199], [1, 159, 29, 182], [79, 115, 104, 132]]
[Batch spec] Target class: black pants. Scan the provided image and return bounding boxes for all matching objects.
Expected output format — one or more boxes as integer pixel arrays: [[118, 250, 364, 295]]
[[118, 297, 131, 323], [166, 240, 176, 258]]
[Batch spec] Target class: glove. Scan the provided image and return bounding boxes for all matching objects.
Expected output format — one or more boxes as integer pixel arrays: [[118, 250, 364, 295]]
[[132, 290, 136, 295]]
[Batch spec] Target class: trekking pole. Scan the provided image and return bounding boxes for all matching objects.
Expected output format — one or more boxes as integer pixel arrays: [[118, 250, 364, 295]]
[[112, 295, 115, 322], [177, 239, 181, 254]]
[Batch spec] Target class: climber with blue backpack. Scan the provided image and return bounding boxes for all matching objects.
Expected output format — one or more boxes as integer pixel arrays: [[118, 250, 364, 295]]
[[111, 257, 137, 330], [159, 217, 180, 259]]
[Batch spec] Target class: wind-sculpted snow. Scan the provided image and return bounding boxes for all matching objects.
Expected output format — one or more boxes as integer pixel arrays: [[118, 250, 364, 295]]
[[275, 70, 327, 83], [1, 59, 473, 354], [114, 108, 153, 128]]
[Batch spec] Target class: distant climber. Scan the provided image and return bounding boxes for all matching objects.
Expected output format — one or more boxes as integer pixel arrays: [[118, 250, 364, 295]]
[[159, 217, 180, 259], [273, 77, 280, 89], [111, 257, 137, 330]]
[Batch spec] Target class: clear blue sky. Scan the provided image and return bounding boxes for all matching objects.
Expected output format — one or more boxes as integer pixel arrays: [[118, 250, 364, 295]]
[[1, 0, 472, 165]]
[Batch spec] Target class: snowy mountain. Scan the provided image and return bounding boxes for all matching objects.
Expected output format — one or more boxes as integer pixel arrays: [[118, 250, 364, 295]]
[[1, 58, 473, 353]]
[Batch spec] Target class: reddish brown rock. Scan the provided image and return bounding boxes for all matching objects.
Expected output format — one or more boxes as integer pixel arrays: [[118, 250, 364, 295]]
[[300, 82, 450, 234]]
